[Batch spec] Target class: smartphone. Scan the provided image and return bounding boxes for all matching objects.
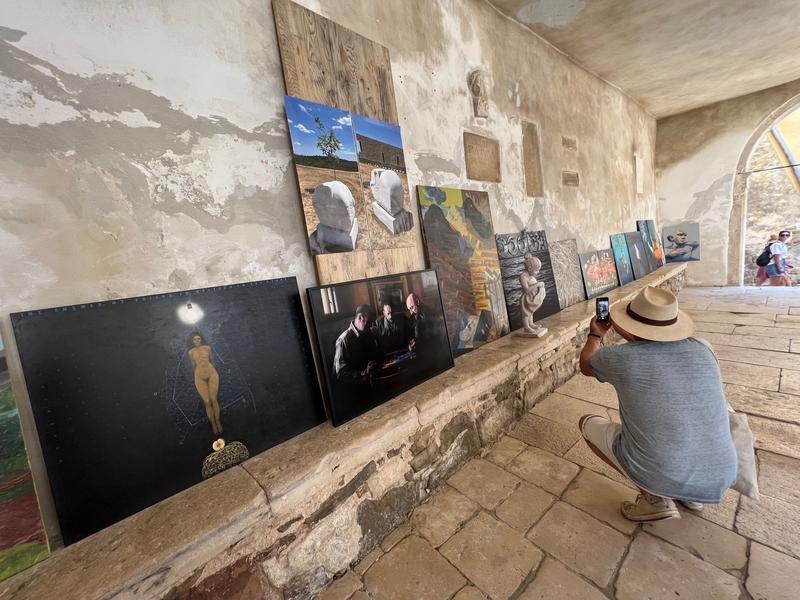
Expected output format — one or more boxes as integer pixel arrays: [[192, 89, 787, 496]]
[[596, 297, 610, 322]]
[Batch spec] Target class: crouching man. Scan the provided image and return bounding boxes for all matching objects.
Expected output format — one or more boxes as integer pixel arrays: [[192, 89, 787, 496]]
[[578, 286, 737, 521]]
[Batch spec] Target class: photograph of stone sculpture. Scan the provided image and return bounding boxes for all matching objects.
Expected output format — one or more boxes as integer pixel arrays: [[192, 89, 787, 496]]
[[495, 230, 561, 333], [352, 114, 416, 251], [579, 248, 619, 298], [0, 334, 48, 582], [625, 230, 652, 279], [663, 222, 701, 262], [549, 239, 587, 309], [610, 233, 635, 285], [417, 186, 509, 357], [11, 278, 325, 545], [637, 219, 665, 270], [308, 270, 453, 426], [284, 96, 364, 254]]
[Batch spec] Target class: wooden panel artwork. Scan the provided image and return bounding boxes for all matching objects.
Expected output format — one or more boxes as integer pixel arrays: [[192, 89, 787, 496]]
[[273, 0, 398, 124], [522, 121, 544, 197], [464, 132, 501, 183]]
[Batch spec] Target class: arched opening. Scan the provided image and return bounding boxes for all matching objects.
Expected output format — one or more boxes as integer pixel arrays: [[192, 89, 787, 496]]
[[728, 93, 800, 285]]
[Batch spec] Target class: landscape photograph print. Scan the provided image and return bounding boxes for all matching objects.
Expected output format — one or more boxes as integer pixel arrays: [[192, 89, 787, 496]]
[[307, 270, 453, 425]]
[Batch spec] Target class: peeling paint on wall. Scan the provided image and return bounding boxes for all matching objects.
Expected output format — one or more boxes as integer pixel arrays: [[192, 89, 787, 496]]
[[516, 0, 587, 28]]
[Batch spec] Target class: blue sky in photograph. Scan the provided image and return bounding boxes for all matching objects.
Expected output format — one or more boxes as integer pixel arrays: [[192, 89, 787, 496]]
[[284, 96, 357, 159], [352, 114, 403, 149]]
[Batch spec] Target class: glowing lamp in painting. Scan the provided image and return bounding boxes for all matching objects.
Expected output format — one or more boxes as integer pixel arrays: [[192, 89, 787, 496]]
[[177, 302, 204, 325]]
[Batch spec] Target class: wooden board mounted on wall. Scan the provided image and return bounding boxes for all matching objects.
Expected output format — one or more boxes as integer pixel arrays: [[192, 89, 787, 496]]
[[273, 0, 420, 284], [463, 132, 501, 182], [522, 121, 544, 197]]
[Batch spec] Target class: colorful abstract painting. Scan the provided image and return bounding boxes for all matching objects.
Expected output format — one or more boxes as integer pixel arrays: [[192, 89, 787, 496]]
[[0, 334, 48, 581], [663, 222, 701, 262], [550, 239, 586, 309], [637, 219, 665, 270], [579, 248, 619, 298], [495, 230, 561, 331], [625, 231, 652, 279], [417, 186, 509, 357], [610, 233, 635, 285]]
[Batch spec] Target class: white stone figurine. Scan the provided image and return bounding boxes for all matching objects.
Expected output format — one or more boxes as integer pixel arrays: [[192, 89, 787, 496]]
[[516, 254, 548, 338], [309, 181, 359, 254]]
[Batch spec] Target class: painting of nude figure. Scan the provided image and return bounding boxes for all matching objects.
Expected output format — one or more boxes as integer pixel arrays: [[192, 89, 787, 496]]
[[11, 278, 324, 545]]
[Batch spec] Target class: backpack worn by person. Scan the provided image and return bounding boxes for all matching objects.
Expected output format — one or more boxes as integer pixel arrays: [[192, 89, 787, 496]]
[[755, 244, 772, 267]]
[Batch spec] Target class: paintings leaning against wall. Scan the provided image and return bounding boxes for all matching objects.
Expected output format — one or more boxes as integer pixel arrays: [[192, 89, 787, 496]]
[[637, 219, 665, 270], [417, 186, 510, 357], [495, 230, 561, 331], [610, 233, 635, 286], [625, 231, 652, 280], [579, 248, 619, 299], [308, 269, 453, 425], [0, 334, 48, 582], [11, 279, 325, 545], [285, 95, 364, 255], [663, 222, 701, 262], [549, 239, 587, 309]]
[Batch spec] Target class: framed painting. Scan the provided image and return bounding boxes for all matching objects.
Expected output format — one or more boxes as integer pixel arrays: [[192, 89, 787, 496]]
[[11, 278, 324, 545], [549, 239, 586, 309], [0, 334, 48, 581], [637, 219, 665, 270], [610, 233, 635, 285], [579, 249, 619, 298], [308, 269, 453, 426], [625, 231, 652, 279], [495, 230, 561, 331], [663, 222, 701, 262], [417, 186, 509, 357]]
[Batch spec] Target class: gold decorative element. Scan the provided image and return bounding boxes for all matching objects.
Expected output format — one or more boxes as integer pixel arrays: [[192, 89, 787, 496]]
[[212, 438, 226, 452]]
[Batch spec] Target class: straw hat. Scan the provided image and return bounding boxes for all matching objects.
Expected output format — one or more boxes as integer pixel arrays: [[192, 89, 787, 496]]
[[609, 286, 695, 342]]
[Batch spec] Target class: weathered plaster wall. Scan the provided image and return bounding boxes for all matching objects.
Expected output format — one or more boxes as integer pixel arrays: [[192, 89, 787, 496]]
[[655, 79, 800, 286], [0, 0, 655, 545]]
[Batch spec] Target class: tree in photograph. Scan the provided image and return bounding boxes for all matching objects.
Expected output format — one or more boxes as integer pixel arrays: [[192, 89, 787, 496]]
[[315, 116, 343, 174]]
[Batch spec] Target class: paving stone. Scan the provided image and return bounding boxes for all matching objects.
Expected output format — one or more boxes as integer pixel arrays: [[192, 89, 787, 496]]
[[363, 536, 465, 600], [562, 439, 633, 488], [495, 482, 555, 532], [507, 446, 580, 495], [694, 321, 736, 334], [757, 451, 800, 506], [707, 302, 787, 315], [731, 325, 800, 339], [780, 368, 800, 395], [696, 488, 740, 530], [746, 542, 800, 600], [776, 314, 800, 326], [643, 510, 747, 571], [508, 413, 581, 456], [736, 493, 800, 558], [452, 586, 487, 600], [354, 546, 383, 576], [725, 384, 800, 424], [441, 512, 542, 600], [410, 485, 478, 547], [484, 435, 527, 467], [317, 570, 363, 600], [555, 375, 619, 409], [718, 360, 780, 391], [381, 522, 412, 552], [792, 307, 800, 315], [615, 533, 740, 600], [697, 331, 790, 351], [530, 393, 609, 428], [791, 340, 800, 353], [518, 558, 607, 600], [527, 501, 628, 588], [349, 593, 371, 600], [714, 344, 800, 370], [561, 469, 638, 534], [685, 310, 776, 326], [447, 459, 520, 510], [749, 414, 800, 459]]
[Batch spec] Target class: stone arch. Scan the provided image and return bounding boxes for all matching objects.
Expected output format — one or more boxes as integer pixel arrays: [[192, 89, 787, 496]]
[[727, 92, 800, 285]]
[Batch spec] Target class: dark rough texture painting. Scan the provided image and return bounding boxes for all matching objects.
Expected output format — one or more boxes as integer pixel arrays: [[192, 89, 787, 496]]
[[610, 233, 635, 285], [625, 231, 652, 280], [579, 249, 619, 299], [637, 219, 665, 270], [417, 186, 509, 357], [495, 230, 561, 331], [11, 279, 324, 545], [550, 239, 586, 309], [308, 270, 453, 426]]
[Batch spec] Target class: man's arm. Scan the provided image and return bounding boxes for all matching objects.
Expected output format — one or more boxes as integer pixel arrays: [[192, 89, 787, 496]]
[[579, 316, 612, 377], [334, 337, 370, 384]]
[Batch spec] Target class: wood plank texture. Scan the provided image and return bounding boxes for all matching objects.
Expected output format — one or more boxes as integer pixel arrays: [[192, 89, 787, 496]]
[[315, 246, 421, 285]]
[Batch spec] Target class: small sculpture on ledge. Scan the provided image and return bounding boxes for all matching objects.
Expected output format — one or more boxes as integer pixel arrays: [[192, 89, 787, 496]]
[[516, 254, 548, 338]]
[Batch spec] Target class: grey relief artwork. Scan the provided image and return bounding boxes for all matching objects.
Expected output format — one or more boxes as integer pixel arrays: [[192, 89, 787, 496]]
[[549, 239, 587, 309], [467, 68, 489, 118]]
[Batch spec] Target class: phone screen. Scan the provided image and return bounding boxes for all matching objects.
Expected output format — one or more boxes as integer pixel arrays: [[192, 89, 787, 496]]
[[596, 297, 610, 322]]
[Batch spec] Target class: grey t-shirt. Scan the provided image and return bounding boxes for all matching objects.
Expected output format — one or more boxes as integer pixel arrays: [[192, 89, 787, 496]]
[[589, 338, 737, 503]]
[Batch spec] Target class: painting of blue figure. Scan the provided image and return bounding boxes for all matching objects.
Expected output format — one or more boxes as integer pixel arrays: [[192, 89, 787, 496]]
[[663, 222, 701, 262], [610, 233, 635, 285]]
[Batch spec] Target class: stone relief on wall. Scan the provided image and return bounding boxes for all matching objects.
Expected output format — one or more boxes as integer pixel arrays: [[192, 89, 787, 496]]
[[467, 68, 489, 118]]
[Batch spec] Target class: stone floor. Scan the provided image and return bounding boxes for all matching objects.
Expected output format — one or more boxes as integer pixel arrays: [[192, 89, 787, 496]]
[[317, 287, 800, 600]]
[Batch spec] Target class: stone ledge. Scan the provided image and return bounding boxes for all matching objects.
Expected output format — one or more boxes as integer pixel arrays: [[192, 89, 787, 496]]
[[0, 264, 686, 600]]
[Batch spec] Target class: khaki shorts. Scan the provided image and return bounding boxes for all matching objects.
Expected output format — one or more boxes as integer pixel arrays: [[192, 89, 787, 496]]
[[580, 415, 625, 472]]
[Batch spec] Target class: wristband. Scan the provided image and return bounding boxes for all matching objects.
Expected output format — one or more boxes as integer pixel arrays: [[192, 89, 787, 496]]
[[588, 333, 603, 340]]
